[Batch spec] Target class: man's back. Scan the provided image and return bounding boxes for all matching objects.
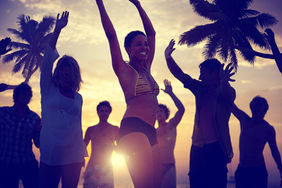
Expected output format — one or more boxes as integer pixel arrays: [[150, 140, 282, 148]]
[[239, 118, 273, 166]]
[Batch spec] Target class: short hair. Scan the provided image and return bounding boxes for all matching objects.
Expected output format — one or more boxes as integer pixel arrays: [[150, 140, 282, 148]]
[[52, 55, 82, 92], [250, 96, 269, 115], [124, 30, 146, 48], [13, 82, 32, 104], [158, 104, 170, 120], [199, 58, 222, 71], [97, 101, 112, 113]]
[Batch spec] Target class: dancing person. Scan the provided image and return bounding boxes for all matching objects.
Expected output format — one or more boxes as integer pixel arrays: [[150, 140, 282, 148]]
[[157, 79, 185, 188], [83, 101, 119, 188], [232, 96, 282, 188], [0, 83, 41, 188], [264, 28, 282, 74], [165, 39, 236, 188], [95, 0, 161, 187], [39, 11, 87, 188]]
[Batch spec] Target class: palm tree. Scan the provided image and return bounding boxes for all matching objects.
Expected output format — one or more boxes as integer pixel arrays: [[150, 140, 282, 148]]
[[2, 15, 55, 82], [179, 0, 278, 70]]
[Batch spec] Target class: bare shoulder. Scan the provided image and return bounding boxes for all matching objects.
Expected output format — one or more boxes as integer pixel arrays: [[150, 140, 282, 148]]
[[264, 121, 275, 135], [86, 125, 98, 134]]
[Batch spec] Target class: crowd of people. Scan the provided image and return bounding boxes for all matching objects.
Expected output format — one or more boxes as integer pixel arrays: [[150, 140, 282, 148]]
[[1, 0, 282, 188]]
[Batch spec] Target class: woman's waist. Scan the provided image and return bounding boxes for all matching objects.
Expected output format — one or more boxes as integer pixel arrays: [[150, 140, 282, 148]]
[[123, 113, 156, 127]]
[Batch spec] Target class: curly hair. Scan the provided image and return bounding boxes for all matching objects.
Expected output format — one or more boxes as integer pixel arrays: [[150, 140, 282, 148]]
[[158, 104, 170, 120]]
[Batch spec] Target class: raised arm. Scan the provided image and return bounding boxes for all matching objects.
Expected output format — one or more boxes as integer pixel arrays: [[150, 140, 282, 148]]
[[50, 11, 69, 50], [267, 126, 282, 182], [0, 83, 19, 92], [265, 28, 282, 74], [162, 80, 185, 128], [232, 103, 249, 124], [129, 0, 156, 68], [40, 12, 68, 95], [96, 0, 125, 76], [165, 39, 186, 82]]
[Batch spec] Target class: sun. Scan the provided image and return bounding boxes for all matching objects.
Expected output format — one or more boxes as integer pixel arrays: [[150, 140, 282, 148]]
[[111, 151, 126, 167]]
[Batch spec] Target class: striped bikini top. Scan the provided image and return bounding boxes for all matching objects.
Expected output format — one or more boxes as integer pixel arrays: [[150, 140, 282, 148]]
[[135, 72, 159, 96], [128, 66, 159, 100]]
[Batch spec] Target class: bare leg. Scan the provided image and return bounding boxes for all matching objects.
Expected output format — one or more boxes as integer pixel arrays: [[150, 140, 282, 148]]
[[119, 133, 154, 188]]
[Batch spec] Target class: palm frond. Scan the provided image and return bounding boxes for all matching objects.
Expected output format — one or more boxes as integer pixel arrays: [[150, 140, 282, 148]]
[[240, 9, 259, 18], [229, 47, 238, 71], [203, 34, 221, 58], [36, 16, 55, 38], [9, 41, 30, 49], [7, 28, 24, 41], [256, 13, 278, 28], [214, 0, 253, 10], [21, 54, 32, 77], [232, 30, 256, 63], [179, 22, 220, 46], [2, 50, 27, 63], [190, 0, 222, 21], [12, 54, 28, 73]]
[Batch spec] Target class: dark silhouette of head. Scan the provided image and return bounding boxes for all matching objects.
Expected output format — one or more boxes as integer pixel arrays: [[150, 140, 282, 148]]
[[13, 82, 32, 105], [53, 55, 82, 92], [97, 101, 112, 122], [97, 100, 112, 113], [199, 58, 222, 84], [250, 96, 269, 120], [158, 104, 170, 121]]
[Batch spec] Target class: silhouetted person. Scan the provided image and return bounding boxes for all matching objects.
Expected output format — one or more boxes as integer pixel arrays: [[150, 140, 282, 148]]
[[156, 79, 185, 188], [95, 0, 161, 187], [83, 101, 119, 188], [165, 39, 236, 188], [0, 37, 11, 56], [39, 11, 87, 188], [0, 83, 41, 188], [232, 96, 282, 188], [264, 28, 282, 74]]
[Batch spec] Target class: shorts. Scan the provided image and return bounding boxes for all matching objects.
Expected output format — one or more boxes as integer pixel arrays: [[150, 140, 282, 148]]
[[118, 117, 158, 146]]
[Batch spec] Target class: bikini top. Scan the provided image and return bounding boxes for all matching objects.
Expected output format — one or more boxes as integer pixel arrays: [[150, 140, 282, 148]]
[[127, 66, 159, 101]]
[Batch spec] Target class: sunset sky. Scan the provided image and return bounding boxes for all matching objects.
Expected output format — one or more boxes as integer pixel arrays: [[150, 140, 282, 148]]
[[1, 0, 282, 187]]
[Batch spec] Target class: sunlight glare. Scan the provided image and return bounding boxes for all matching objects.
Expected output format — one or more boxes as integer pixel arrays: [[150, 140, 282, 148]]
[[111, 152, 126, 167]]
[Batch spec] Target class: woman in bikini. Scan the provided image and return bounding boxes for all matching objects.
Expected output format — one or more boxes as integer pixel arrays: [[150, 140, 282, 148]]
[[95, 0, 161, 187]]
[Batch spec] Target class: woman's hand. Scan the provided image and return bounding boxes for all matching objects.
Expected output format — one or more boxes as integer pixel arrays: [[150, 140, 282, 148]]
[[54, 11, 69, 32], [165, 39, 176, 59]]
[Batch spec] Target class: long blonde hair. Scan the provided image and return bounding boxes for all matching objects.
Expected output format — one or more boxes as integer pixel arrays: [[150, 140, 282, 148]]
[[52, 55, 82, 92]]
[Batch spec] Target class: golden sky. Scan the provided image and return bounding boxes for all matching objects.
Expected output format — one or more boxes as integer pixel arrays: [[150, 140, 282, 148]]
[[1, 0, 282, 186]]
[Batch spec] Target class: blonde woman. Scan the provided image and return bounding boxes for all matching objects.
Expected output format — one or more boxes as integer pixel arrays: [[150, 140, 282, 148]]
[[39, 11, 86, 188]]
